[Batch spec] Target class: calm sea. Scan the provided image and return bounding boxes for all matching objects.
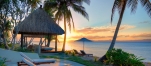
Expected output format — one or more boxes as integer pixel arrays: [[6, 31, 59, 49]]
[[35, 41, 151, 62]]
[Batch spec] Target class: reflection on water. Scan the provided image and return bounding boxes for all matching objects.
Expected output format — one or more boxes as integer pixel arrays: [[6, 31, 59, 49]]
[[34, 41, 151, 62]]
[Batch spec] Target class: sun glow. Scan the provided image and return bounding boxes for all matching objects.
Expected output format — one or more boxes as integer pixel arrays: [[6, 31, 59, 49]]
[[59, 31, 77, 42], [65, 43, 72, 50]]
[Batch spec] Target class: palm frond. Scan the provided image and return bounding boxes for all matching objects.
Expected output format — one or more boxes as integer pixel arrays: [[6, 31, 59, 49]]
[[27, 0, 41, 9], [69, 10, 75, 31], [71, 3, 89, 20], [66, 9, 75, 32], [44, 1, 58, 10], [140, 0, 151, 17], [111, 0, 119, 24], [127, 0, 138, 13], [55, 9, 63, 22]]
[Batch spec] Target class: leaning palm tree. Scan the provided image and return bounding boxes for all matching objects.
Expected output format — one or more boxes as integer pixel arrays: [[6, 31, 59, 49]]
[[100, 0, 151, 61], [44, 0, 90, 52]]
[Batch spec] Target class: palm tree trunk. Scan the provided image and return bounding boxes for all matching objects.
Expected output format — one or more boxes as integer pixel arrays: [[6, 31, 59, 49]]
[[11, 34, 17, 50], [11, 23, 20, 50], [3, 38, 9, 49], [41, 38, 46, 46], [62, 16, 66, 52], [55, 35, 57, 52], [108, 1, 127, 51], [99, 0, 127, 62], [2, 33, 10, 49]]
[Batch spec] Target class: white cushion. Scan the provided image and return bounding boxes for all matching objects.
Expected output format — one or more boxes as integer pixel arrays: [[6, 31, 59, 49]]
[[20, 52, 55, 63], [22, 58, 36, 66], [41, 47, 54, 50], [33, 59, 55, 63], [20, 52, 33, 62]]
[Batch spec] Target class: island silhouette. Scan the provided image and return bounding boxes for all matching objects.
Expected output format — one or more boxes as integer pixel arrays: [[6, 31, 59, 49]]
[[76, 37, 93, 42]]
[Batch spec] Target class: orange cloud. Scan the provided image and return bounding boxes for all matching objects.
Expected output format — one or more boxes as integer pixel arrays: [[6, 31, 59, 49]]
[[131, 33, 151, 37], [75, 25, 135, 34], [67, 33, 151, 41]]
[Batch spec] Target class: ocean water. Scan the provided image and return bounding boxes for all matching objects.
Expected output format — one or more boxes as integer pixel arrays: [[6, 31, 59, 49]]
[[36, 41, 151, 62]]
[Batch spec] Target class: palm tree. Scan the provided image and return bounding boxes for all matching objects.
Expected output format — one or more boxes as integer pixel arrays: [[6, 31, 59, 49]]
[[0, 0, 14, 49], [44, 0, 90, 52], [27, 0, 41, 11], [0, 0, 41, 49], [4, 21, 12, 42], [9, 0, 41, 50], [100, 0, 151, 61]]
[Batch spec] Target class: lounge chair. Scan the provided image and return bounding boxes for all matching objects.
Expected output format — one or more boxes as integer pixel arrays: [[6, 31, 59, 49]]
[[20, 57, 53, 66], [20, 57, 71, 66], [73, 49, 83, 56], [41, 47, 54, 51], [18, 52, 55, 66], [80, 50, 93, 57]]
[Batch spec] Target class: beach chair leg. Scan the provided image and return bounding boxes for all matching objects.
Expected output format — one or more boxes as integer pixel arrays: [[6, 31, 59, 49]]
[[17, 61, 28, 66]]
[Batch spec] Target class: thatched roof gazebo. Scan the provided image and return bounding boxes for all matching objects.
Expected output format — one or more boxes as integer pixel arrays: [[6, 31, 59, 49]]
[[14, 5, 64, 52]]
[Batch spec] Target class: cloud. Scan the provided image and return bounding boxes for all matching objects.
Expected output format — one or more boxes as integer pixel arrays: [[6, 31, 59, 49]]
[[71, 35, 112, 39], [75, 25, 135, 34], [131, 33, 151, 37], [139, 21, 150, 24], [68, 33, 151, 41], [141, 39, 151, 42]]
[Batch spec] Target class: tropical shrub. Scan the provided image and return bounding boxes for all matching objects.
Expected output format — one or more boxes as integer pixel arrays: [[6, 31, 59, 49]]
[[0, 44, 12, 48], [104, 48, 144, 66], [0, 57, 6, 66], [65, 50, 75, 56], [14, 47, 34, 53], [40, 55, 60, 59]]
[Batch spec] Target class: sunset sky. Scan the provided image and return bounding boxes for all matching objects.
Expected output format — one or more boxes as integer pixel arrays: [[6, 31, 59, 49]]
[[58, 0, 151, 42]]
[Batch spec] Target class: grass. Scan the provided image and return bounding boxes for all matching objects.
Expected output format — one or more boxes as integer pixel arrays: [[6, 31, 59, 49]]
[[40, 54, 104, 66], [39, 55, 61, 59], [67, 56, 103, 66]]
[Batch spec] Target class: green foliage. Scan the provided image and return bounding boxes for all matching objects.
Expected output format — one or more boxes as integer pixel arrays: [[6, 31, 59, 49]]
[[44, 35, 55, 41], [0, 57, 6, 66], [67, 56, 103, 66], [40, 55, 60, 59], [0, 44, 12, 48], [14, 48, 34, 53], [93, 56, 98, 62], [104, 48, 145, 66], [40, 53, 103, 66], [65, 50, 76, 56], [71, 52, 76, 56]]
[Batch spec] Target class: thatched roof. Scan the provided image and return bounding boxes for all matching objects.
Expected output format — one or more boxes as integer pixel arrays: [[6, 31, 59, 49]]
[[14, 7, 64, 35]]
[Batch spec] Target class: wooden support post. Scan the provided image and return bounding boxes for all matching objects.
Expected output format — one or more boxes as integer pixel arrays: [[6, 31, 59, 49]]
[[24, 36, 25, 47], [47, 35, 50, 47], [45, 38, 46, 46], [38, 38, 42, 54], [21, 33, 23, 48], [26, 37, 27, 47], [55, 35, 57, 52]]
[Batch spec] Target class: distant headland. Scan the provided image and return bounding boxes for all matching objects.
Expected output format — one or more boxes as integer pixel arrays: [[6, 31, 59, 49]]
[[76, 37, 93, 42]]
